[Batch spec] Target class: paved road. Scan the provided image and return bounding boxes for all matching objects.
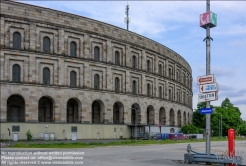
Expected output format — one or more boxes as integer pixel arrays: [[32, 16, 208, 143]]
[[1, 141, 246, 166]]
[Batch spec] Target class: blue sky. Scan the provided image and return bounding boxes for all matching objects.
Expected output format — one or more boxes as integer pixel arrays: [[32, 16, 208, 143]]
[[21, 1, 246, 120]]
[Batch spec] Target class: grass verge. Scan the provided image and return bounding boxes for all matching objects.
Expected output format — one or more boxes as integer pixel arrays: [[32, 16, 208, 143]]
[[9, 137, 245, 148]]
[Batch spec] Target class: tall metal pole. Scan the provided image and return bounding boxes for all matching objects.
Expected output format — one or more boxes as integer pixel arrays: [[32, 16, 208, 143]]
[[205, 0, 211, 155]]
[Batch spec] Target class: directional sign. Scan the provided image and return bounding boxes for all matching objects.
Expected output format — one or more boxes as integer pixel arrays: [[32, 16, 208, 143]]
[[199, 108, 213, 114], [197, 74, 215, 85], [198, 92, 217, 103], [200, 83, 218, 93]]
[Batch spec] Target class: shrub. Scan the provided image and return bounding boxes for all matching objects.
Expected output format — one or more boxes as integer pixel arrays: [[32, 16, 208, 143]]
[[25, 130, 33, 141]]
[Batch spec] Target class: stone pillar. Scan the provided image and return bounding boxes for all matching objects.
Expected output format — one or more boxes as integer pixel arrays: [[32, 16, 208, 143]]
[[58, 29, 64, 54]]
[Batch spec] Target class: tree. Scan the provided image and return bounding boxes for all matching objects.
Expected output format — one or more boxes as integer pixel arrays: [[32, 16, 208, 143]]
[[180, 124, 203, 134]]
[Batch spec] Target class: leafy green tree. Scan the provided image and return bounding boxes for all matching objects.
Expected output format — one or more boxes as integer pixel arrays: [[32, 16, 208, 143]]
[[180, 124, 203, 134], [238, 120, 246, 136], [193, 98, 243, 137]]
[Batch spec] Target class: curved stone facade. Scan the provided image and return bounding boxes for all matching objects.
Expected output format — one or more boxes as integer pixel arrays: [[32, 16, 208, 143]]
[[0, 0, 193, 139]]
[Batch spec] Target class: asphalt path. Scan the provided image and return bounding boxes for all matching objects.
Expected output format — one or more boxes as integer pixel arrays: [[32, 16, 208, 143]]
[[1, 141, 246, 166]]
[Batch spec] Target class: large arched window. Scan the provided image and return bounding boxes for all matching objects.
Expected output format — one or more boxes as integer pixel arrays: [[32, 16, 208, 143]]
[[94, 46, 100, 61], [94, 74, 100, 89], [146, 60, 150, 72], [70, 71, 76, 87], [43, 37, 50, 53], [159, 86, 162, 98], [115, 51, 120, 65], [43, 67, 50, 84], [70, 41, 77, 57], [13, 32, 21, 50], [132, 80, 137, 94], [132, 56, 136, 69], [7, 95, 25, 122], [147, 83, 151, 96], [159, 64, 162, 76], [12, 64, 21, 82], [115, 77, 120, 92]]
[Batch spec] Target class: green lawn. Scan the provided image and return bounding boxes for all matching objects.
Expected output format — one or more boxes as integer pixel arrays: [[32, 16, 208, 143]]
[[9, 137, 245, 148]]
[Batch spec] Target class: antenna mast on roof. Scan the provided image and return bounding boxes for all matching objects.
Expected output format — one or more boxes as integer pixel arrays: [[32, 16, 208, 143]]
[[124, 1, 130, 30]]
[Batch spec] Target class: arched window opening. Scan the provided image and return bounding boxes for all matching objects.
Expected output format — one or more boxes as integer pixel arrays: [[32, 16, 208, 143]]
[[38, 97, 54, 122], [113, 102, 124, 124], [132, 56, 136, 69], [92, 101, 102, 123], [169, 68, 172, 79], [147, 106, 154, 125], [159, 64, 162, 76], [43, 37, 50, 53], [131, 104, 140, 125], [132, 80, 137, 94], [115, 51, 120, 65], [67, 99, 79, 123], [7, 95, 25, 122], [146, 60, 150, 72], [169, 109, 175, 126], [183, 73, 186, 85], [159, 107, 166, 125], [159, 86, 162, 98], [94, 46, 100, 61], [12, 64, 21, 82], [169, 89, 172, 101], [147, 83, 151, 96], [70, 41, 77, 57], [43, 67, 50, 85], [13, 32, 21, 50], [115, 77, 120, 92], [70, 71, 76, 87], [177, 71, 180, 82], [177, 91, 179, 102], [94, 74, 100, 89]]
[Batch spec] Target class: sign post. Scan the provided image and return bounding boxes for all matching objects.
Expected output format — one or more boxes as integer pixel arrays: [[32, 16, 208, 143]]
[[199, 0, 217, 156]]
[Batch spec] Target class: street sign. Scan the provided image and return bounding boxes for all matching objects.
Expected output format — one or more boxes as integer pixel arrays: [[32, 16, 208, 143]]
[[200, 83, 218, 93], [200, 11, 217, 29], [199, 108, 213, 114], [198, 92, 218, 103], [197, 74, 215, 85]]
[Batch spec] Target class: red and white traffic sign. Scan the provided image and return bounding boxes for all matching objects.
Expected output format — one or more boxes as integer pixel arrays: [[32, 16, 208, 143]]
[[198, 92, 218, 103], [197, 74, 215, 85], [200, 83, 219, 93]]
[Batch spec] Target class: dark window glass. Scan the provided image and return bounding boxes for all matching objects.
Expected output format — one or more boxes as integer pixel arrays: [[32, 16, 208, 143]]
[[70, 71, 76, 87], [71, 126, 77, 132], [183, 73, 186, 84], [159, 86, 162, 98], [94, 47, 100, 61], [115, 51, 120, 65], [115, 77, 120, 92], [159, 64, 162, 76], [147, 84, 151, 96], [132, 80, 137, 94], [94, 74, 99, 89], [43, 67, 50, 84], [43, 37, 50, 53], [132, 56, 136, 69], [177, 71, 179, 82], [70, 42, 77, 57], [13, 32, 21, 50], [12, 126, 20, 132], [12, 64, 21, 82]]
